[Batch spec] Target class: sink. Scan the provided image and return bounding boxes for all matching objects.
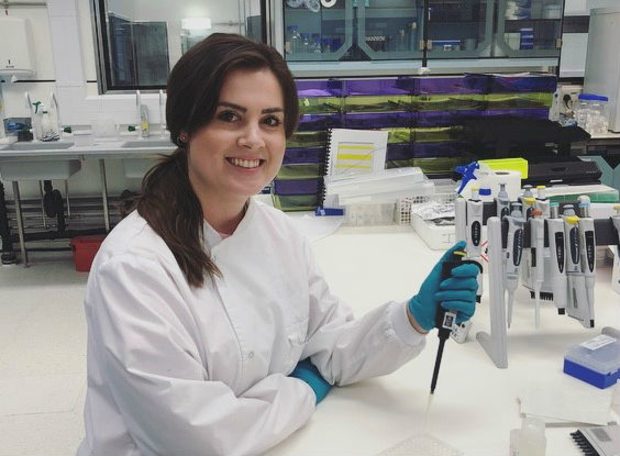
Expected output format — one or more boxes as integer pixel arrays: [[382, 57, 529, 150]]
[[10, 141, 74, 150], [0, 159, 81, 180], [121, 138, 174, 149], [0, 141, 80, 179]]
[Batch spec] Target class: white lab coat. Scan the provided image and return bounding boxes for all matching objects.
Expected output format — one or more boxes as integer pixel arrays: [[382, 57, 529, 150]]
[[77, 198, 426, 456]]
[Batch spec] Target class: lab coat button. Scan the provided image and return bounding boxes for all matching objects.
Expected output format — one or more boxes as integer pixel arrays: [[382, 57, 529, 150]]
[[247, 351, 254, 359]]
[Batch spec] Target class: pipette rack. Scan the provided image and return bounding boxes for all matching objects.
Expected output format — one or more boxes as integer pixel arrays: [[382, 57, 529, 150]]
[[455, 198, 620, 368]]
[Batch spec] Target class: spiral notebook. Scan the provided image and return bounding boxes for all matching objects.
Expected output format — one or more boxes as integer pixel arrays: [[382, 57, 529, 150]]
[[325, 128, 388, 180]]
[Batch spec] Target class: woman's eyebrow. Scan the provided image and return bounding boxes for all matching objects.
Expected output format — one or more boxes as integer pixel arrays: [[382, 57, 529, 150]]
[[217, 101, 284, 114]]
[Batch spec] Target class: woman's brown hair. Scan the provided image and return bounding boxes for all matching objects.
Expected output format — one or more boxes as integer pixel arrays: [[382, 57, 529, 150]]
[[135, 33, 299, 287]]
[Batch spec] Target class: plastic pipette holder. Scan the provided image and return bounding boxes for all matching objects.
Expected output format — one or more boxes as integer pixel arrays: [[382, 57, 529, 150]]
[[461, 198, 620, 369]]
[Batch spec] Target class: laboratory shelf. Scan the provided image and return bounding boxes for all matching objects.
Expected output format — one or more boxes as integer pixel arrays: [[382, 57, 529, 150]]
[[277, 0, 565, 71]]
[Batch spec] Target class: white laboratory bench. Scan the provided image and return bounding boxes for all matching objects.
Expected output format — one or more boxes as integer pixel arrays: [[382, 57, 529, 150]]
[[264, 224, 620, 456]]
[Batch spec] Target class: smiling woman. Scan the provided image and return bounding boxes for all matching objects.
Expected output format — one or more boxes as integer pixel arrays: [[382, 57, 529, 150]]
[[185, 68, 288, 234], [78, 32, 480, 456], [135, 33, 299, 286]]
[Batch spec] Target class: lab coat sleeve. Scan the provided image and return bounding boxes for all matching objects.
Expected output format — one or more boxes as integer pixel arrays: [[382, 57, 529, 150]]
[[90, 254, 315, 456], [300, 241, 426, 386]]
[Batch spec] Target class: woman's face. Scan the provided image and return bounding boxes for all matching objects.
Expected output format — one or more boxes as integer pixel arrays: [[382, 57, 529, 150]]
[[186, 67, 287, 206]]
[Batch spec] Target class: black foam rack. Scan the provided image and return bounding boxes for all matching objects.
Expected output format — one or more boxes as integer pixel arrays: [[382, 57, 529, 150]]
[[478, 201, 620, 248]]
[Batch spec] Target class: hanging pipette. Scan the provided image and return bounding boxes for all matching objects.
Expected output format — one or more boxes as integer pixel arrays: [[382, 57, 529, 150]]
[[530, 209, 545, 328], [503, 203, 525, 328]]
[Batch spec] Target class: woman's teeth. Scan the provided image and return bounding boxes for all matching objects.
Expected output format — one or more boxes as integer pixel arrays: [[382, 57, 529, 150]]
[[228, 157, 261, 169]]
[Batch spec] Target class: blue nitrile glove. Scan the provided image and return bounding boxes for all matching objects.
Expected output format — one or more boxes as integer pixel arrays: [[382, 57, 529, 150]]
[[407, 241, 480, 332], [289, 358, 332, 404]]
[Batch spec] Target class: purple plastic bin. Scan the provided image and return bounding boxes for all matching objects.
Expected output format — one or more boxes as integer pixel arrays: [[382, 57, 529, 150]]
[[413, 142, 466, 158], [415, 109, 486, 127], [296, 79, 345, 97], [484, 108, 550, 119], [273, 178, 322, 195], [298, 113, 343, 131], [387, 143, 415, 161], [413, 74, 489, 95], [344, 111, 413, 129], [283, 147, 325, 165], [344, 78, 411, 96], [489, 74, 557, 93]]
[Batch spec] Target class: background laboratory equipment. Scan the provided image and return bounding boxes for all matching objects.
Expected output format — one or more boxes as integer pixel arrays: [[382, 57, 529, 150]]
[[584, 7, 620, 133], [574, 93, 609, 135]]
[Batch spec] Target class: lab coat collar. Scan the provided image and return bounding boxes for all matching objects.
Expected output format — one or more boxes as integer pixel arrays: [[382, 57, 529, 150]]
[[201, 198, 256, 249]]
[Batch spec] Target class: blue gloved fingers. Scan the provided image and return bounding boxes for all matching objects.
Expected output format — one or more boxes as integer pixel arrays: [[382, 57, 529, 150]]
[[408, 241, 470, 334], [439, 241, 467, 262], [440, 300, 476, 323], [449, 263, 481, 278], [435, 289, 477, 302], [439, 277, 478, 291]]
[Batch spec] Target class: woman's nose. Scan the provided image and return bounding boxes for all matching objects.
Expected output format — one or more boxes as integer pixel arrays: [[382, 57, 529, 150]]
[[237, 123, 265, 150]]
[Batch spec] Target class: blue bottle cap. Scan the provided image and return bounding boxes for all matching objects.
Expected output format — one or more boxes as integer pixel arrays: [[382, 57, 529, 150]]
[[578, 93, 609, 102], [479, 188, 492, 196]]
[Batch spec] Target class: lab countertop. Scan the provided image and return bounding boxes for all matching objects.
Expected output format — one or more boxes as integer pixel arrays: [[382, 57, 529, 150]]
[[0, 137, 175, 161], [266, 224, 620, 456]]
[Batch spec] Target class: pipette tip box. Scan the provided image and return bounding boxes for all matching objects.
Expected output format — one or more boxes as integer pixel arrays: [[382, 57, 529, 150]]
[[563, 335, 620, 389]]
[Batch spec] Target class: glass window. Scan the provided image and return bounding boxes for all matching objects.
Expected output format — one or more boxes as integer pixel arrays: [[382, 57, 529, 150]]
[[92, 0, 265, 93]]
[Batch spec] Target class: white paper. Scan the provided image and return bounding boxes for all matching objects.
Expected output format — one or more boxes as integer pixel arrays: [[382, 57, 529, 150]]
[[327, 128, 388, 179], [518, 375, 614, 425]]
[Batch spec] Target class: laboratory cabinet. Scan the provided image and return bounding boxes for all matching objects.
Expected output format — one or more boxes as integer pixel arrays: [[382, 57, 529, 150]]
[[276, 0, 565, 74], [496, 0, 565, 57]]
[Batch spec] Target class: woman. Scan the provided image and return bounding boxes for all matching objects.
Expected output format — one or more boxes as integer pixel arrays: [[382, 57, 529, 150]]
[[77, 33, 479, 456]]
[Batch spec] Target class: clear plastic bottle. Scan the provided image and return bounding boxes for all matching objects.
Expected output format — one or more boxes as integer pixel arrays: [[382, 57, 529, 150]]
[[575, 93, 609, 135], [509, 417, 546, 456], [519, 417, 546, 456], [285, 26, 294, 55], [289, 25, 301, 55], [301, 32, 310, 53]]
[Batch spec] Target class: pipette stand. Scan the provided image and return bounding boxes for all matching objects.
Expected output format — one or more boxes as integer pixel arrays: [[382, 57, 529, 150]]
[[456, 196, 620, 368], [476, 216, 508, 368]]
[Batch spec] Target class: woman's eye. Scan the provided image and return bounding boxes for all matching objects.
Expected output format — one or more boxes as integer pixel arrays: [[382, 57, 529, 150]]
[[217, 110, 240, 122], [263, 116, 282, 127]]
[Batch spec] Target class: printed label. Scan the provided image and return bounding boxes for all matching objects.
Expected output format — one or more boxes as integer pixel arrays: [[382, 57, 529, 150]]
[[580, 334, 616, 351]]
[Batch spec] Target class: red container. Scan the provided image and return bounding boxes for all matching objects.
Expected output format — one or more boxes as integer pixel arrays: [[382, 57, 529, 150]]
[[70, 235, 106, 272]]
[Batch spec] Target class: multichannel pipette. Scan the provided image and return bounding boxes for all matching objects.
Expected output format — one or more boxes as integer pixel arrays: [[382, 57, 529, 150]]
[[429, 250, 480, 395]]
